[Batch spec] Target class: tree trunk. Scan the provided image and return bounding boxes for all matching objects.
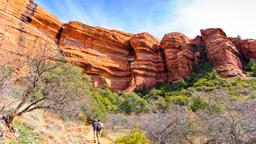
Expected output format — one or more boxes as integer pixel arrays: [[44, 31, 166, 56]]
[[0, 112, 19, 140]]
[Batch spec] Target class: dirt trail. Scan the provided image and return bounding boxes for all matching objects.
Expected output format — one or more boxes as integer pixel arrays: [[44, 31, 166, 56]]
[[82, 126, 113, 144], [15, 111, 115, 144]]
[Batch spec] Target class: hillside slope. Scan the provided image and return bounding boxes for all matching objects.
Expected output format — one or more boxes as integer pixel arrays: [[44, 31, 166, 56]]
[[8, 110, 115, 144]]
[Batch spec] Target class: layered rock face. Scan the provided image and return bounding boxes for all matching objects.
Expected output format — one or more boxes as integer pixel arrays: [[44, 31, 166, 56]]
[[2, 0, 256, 91], [59, 21, 133, 91], [0, 0, 60, 67], [235, 39, 256, 60], [201, 28, 245, 77], [127, 33, 167, 91], [160, 33, 194, 81]]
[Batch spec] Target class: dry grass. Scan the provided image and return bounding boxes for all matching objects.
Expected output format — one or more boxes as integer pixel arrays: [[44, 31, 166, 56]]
[[14, 110, 116, 144]]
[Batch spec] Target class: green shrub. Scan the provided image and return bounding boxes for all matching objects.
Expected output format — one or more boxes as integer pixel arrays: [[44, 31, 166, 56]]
[[115, 127, 151, 144], [207, 103, 225, 114], [79, 113, 88, 124], [169, 95, 189, 106], [154, 79, 188, 93], [190, 97, 209, 112], [171, 79, 188, 90], [91, 87, 118, 112], [135, 88, 151, 97], [244, 58, 256, 76], [87, 90, 110, 121], [147, 96, 169, 112], [143, 88, 163, 100], [193, 73, 226, 90], [119, 93, 148, 114]]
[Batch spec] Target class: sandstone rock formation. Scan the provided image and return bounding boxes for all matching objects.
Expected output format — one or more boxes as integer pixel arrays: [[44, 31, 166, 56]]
[[1, 0, 256, 91], [233, 39, 256, 60], [127, 32, 167, 91], [59, 21, 133, 91], [0, 0, 60, 67], [160, 32, 194, 81], [200, 28, 245, 77]]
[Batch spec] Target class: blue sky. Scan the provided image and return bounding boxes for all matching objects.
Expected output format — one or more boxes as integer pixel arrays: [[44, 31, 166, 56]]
[[36, 0, 256, 39]]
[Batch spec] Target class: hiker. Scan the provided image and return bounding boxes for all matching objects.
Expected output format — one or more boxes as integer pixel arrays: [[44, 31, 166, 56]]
[[95, 120, 104, 144], [92, 119, 98, 142]]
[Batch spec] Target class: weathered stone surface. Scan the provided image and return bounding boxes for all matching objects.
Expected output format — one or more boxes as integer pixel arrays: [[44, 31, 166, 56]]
[[0, 0, 59, 68], [126, 32, 167, 91], [232, 38, 256, 60], [160, 32, 194, 81], [200, 28, 245, 77], [59, 21, 133, 91], [0, 0, 62, 39]]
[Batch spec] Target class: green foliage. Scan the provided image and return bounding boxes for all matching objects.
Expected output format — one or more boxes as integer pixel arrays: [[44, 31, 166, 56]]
[[42, 62, 120, 121], [168, 95, 189, 106], [88, 87, 118, 121], [79, 113, 88, 124], [115, 126, 151, 144], [135, 88, 151, 97], [244, 58, 256, 76], [157, 79, 188, 92], [0, 65, 15, 76], [132, 62, 256, 114], [190, 97, 209, 112], [193, 72, 224, 91], [148, 96, 169, 112], [207, 103, 225, 114], [9, 122, 43, 144], [119, 93, 148, 114], [42, 63, 91, 91], [191, 45, 213, 83]]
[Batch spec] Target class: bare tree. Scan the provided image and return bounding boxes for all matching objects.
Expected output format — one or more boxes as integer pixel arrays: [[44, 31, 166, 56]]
[[202, 99, 256, 144], [0, 40, 91, 140], [108, 106, 202, 144]]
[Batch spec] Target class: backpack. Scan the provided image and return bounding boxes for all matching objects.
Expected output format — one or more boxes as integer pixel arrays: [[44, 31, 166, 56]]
[[95, 122, 103, 131]]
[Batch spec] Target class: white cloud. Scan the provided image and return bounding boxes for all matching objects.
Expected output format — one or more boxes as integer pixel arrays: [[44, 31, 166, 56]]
[[150, 0, 256, 39], [40, 0, 256, 40]]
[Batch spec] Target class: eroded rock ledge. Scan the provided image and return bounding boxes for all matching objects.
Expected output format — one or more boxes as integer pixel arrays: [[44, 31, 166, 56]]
[[1, 0, 255, 91]]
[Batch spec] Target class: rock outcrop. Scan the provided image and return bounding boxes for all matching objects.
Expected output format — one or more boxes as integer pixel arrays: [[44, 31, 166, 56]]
[[234, 39, 256, 60], [200, 28, 245, 77], [1, 0, 256, 91], [127, 33, 167, 91], [160, 33, 194, 81], [0, 0, 60, 67], [59, 21, 133, 91]]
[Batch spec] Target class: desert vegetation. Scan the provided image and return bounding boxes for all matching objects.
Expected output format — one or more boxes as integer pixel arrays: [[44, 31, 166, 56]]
[[105, 58, 256, 144], [2, 53, 256, 143], [1, 29, 256, 144]]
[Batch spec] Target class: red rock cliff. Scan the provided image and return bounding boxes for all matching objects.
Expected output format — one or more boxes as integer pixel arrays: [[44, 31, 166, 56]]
[[59, 21, 133, 91], [200, 28, 245, 77], [0, 0, 60, 74], [127, 33, 167, 91], [1, 0, 256, 91], [160, 32, 194, 81]]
